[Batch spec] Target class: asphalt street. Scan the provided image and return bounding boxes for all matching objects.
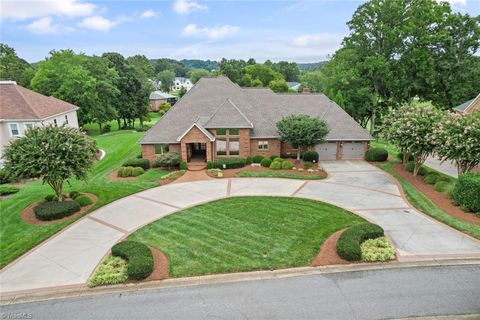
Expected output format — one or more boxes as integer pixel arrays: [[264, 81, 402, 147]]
[[2, 265, 479, 320]]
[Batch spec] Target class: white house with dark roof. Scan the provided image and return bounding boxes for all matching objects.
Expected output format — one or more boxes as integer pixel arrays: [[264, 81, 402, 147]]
[[171, 77, 193, 92], [0, 81, 79, 161], [141, 76, 373, 163]]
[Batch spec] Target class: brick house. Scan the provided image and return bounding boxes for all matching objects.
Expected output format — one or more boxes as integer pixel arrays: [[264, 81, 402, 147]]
[[140, 76, 373, 163], [454, 94, 480, 115]]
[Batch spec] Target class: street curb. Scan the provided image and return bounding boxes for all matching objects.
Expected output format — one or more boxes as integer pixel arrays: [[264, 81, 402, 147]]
[[2, 258, 479, 306]]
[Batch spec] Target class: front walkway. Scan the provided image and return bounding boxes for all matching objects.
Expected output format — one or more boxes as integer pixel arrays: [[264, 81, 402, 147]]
[[1, 161, 480, 295]]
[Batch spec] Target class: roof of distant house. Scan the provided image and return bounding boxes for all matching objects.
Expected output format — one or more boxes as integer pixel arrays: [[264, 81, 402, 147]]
[[287, 82, 301, 89], [141, 76, 373, 144], [0, 81, 78, 121], [454, 94, 479, 114], [149, 91, 177, 100]]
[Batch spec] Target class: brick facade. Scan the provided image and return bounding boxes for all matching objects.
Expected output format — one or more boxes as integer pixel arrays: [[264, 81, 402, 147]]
[[179, 126, 213, 162], [249, 138, 281, 157], [141, 144, 156, 162]]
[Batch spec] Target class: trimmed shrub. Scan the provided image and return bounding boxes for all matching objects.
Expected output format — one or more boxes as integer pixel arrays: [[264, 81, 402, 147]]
[[88, 256, 128, 287], [123, 166, 134, 177], [304, 161, 313, 169], [44, 194, 57, 202], [269, 161, 282, 170], [336, 223, 384, 261], [0, 185, 19, 196], [417, 166, 429, 176], [111, 241, 153, 280], [75, 194, 93, 207], [282, 161, 294, 170], [122, 158, 150, 170], [34, 200, 81, 221], [206, 161, 214, 169], [179, 161, 188, 170], [0, 168, 13, 184], [260, 158, 272, 168], [117, 167, 125, 177], [272, 157, 283, 162], [131, 167, 145, 177], [69, 191, 80, 199], [452, 173, 480, 212], [360, 237, 395, 262], [246, 156, 253, 165], [405, 161, 415, 172], [213, 158, 245, 169], [365, 148, 388, 162], [152, 152, 180, 168], [423, 173, 439, 185], [252, 155, 264, 164], [303, 151, 319, 162], [434, 181, 451, 193]]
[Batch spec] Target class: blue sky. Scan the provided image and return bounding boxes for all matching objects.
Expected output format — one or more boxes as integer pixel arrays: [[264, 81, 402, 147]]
[[1, 0, 479, 63]]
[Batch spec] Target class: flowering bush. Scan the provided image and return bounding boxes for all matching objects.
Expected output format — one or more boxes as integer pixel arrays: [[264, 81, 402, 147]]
[[360, 237, 395, 262], [433, 112, 480, 175]]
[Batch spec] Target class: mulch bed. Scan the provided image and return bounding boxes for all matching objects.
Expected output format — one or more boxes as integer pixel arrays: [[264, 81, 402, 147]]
[[392, 162, 480, 225], [20, 193, 98, 225], [145, 247, 169, 281], [107, 169, 183, 186], [310, 229, 350, 266], [209, 165, 327, 179]]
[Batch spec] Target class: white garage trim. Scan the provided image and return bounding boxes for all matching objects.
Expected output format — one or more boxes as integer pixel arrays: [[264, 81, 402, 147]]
[[316, 142, 338, 160]]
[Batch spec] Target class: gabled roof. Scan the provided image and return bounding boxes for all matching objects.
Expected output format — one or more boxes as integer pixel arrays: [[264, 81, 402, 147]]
[[203, 99, 253, 128], [176, 122, 215, 142], [149, 91, 176, 100], [454, 94, 479, 114], [0, 81, 78, 121], [141, 76, 373, 144]]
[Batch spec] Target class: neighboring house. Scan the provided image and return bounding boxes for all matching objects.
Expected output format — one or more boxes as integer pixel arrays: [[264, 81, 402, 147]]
[[149, 91, 177, 112], [141, 76, 372, 163], [148, 79, 161, 90], [454, 94, 480, 115], [287, 82, 301, 91], [171, 77, 193, 92], [0, 81, 79, 162]]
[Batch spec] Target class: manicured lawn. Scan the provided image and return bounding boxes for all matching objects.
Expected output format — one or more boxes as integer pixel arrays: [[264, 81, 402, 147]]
[[129, 196, 365, 277], [377, 160, 480, 239], [234, 171, 326, 180], [83, 112, 161, 137], [0, 131, 169, 268]]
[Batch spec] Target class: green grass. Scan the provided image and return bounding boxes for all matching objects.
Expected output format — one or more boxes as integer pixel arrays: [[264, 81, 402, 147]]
[[377, 160, 480, 239], [129, 196, 365, 277], [0, 130, 169, 268], [83, 112, 161, 137], [234, 171, 326, 180]]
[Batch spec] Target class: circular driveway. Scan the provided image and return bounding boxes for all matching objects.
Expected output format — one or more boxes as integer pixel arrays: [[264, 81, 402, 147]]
[[2, 161, 480, 295]]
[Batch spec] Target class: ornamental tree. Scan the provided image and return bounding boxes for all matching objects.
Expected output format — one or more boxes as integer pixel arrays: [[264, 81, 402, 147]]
[[3, 126, 98, 201], [433, 112, 480, 175], [382, 104, 443, 176], [276, 114, 329, 160]]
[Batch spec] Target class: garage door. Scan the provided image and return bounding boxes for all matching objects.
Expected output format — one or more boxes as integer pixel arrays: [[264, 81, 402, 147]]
[[342, 142, 365, 159], [316, 142, 338, 160]]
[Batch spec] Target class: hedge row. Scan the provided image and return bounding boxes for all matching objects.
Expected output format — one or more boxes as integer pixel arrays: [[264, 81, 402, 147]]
[[0, 185, 19, 196], [111, 241, 154, 280], [122, 158, 150, 170], [452, 173, 480, 213], [210, 158, 245, 169], [336, 223, 384, 261], [34, 200, 81, 221], [152, 152, 180, 168], [117, 166, 145, 177]]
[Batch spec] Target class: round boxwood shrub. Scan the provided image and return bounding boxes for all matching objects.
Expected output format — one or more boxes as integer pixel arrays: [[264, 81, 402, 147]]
[[336, 223, 384, 261], [418, 166, 429, 176], [304, 161, 313, 169], [303, 151, 319, 162], [122, 158, 150, 170], [69, 191, 80, 199], [123, 166, 134, 177], [179, 161, 188, 170], [269, 161, 282, 170], [365, 148, 388, 162], [452, 173, 480, 212], [252, 155, 264, 164], [423, 173, 439, 185], [269, 155, 279, 161], [260, 158, 272, 168], [206, 161, 214, 169], [282, 161, 294, 170], [132, 167, 145, 177], [272, 157, 283, 162], [404, 161, 415, 172], [111, 241, 153, 280], [434, 181, 451, 193], [75, 194, 93, 207], [34, 200, 81, 221], [245, 156, 253, 165], [0, 185, 19, 196]]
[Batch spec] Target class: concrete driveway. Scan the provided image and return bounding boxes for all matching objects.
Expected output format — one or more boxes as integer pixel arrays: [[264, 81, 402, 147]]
[[1, 161, 480, 295]]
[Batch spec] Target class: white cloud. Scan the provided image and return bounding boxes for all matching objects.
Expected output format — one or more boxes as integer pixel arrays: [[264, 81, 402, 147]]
[[140, 10, 158, 19], [293, 33, 344, 51], [78, 15, 117, 31], [1, 0, 95, 20], [173, 0, 207, 15], [26, 17, 60, 34], [438, 0, 467, 5], [182, 24, 239, 39]]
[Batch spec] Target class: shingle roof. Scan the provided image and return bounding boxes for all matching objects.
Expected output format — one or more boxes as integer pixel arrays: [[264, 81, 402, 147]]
[[454, 94, 479, 114], [149, 91, 176, 100], [0, 81, 78, 121], [140, 76, 373, 144]]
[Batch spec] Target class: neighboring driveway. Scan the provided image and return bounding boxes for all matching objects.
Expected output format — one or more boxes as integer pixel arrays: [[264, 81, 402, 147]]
[[1, 161, 480, 295], [425, 156, 459, 178], [3, 265, 480, 320]]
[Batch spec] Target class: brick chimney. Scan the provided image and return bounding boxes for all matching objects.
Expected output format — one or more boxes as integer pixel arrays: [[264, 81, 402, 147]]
[[302, 88, 311, 94]]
